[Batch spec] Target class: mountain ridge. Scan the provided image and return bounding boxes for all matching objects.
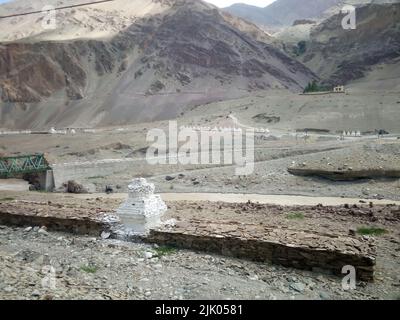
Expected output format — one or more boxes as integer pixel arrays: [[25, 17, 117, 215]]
[[224, 0, 398, 29], [0, 0, 316, 129], [300, 3, 400, 85]]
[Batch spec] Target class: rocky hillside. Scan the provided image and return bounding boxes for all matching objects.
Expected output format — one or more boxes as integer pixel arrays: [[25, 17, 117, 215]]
[[226, 0, 341, 29], [0, 0, 316, 129], [300, 3, 400, 85], [224, 0, 397, 29], [0, 0, 172, 42]]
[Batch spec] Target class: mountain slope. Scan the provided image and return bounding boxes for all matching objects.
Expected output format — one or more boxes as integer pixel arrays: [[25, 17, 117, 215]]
[[300, 3, 400, 85], [225, 0, 341, 28], [0, 0, 316, 129], [224, 0, 397, 29], [0, 0, 172, 42]]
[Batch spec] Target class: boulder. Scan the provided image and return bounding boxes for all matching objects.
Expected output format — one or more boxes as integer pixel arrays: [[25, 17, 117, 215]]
[[66, 180, 88, 194]]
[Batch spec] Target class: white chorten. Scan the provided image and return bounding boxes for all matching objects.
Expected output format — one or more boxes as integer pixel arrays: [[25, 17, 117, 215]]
[[117, 178, 167, 233]]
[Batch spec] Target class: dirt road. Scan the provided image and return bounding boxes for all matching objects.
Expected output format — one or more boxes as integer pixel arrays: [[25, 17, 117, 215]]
[[67, 192, 400, 206], [0, 179, 29, 192]]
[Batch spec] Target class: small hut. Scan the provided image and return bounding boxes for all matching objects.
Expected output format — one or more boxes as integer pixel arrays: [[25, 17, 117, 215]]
[[333, 85, 345, 93]]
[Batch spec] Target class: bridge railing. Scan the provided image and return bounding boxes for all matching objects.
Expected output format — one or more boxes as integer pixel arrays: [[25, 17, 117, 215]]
[[0, 154, 51, 178]]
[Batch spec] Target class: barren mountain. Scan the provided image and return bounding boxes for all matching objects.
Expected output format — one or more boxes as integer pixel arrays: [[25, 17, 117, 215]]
[[225, 0, 341, 29], [0, 0, 315, 129], [300, 3, 400, 85], [0, 0, 172, 42], [224, 0, 397, 29]]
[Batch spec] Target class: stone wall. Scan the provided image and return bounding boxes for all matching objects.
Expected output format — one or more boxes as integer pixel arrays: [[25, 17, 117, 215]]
[[0, 201, 114, 236], [0, 211, 106, 235], [0, 199, 378, 282], [146, 220, 376, 282]]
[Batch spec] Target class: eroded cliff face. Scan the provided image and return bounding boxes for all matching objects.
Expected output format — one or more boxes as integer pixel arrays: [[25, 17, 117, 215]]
[[0, 43, 85, 103], [114, 4, 314, 88], [301, 3, 400, 85], [0, 0, 316, 129]]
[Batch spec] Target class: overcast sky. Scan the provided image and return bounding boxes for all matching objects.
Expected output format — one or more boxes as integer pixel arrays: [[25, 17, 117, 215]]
[[0, 1, 277, 7], [206, 0, 275, 7]]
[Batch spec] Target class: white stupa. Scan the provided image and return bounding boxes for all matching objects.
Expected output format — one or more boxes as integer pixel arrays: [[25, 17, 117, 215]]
[[117, 178, 167, 233]]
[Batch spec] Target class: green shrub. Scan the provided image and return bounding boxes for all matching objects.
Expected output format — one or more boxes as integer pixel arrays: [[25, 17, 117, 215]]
[[0, 197, 15, 202], [303, 80, 331, 93], [80, 264, 98, 273], [154, 246, 178, 256], [286, 212, 305, 220], [357, 227, 387, 236]]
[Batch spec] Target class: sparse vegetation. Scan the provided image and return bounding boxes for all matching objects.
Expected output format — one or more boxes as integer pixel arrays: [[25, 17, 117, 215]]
[[88, 176, 104, 180], [80, 264, 98, 274], [357, 227, 387, 236], [303, 80, 330, 93], [286, 212, 305, 220], [154, 246, 178, 257], [0, 197, 15, 202]]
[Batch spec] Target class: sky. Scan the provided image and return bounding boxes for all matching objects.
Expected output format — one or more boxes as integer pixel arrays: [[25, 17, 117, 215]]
[[206, 0, 275, 8], [0, 1, 276, 8]]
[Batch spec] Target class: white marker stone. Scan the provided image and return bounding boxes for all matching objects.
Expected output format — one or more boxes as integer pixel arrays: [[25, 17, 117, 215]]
[[117, 178, 167, 234]]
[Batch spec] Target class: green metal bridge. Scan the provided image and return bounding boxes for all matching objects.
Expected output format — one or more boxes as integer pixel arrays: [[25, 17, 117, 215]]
[[0, 154, 51, 178]]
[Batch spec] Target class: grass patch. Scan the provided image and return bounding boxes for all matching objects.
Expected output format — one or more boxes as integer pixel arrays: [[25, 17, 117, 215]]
[[88, 176, 104, 180], [286, 212, 305, 220], [0, 197, 15, 202], [357, 227, 388, 236], [154, 246, 178, 257], [80, 264, 98, 274]]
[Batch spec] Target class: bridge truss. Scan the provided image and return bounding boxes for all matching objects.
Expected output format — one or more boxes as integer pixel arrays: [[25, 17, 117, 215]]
[[0, 154, 51, 178]]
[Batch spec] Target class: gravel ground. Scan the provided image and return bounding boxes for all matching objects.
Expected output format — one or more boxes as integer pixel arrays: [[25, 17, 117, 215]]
[[0, 223, 399, 300], [0, 192, 399, 300]]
